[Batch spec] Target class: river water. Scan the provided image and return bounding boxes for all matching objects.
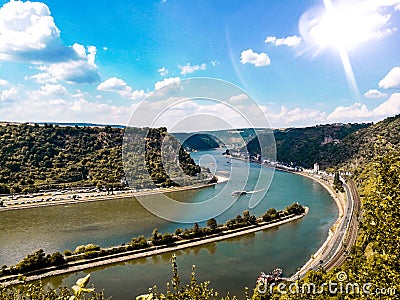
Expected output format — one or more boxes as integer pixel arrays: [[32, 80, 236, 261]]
[[0, 149, 337, 298]]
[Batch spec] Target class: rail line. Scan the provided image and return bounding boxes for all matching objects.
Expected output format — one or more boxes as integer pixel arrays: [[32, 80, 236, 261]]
[[290, 177, 361, 280], [323, 178, 361, 271]]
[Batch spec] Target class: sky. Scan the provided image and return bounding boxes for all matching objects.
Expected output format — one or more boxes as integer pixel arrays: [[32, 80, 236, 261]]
[[0, 0, 400, 129]]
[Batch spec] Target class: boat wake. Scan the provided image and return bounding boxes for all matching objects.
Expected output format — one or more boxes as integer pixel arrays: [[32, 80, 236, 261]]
[[245, 189, 265, 194], [231, 189, 265, 196]]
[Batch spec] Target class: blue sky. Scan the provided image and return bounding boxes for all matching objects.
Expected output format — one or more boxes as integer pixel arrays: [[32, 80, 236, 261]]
[[0, 0, 400, 128]]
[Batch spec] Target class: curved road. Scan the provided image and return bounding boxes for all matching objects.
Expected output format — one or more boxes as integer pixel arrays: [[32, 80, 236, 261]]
[[290, 177, 361, 280]]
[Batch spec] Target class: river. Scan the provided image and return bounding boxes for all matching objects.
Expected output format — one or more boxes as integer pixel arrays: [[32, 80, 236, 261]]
[[0, 149, 337, 298]]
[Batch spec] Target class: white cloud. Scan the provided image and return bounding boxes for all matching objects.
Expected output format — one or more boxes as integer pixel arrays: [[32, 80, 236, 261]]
[[265, 106, 326, 128], [0, 1, 61, 61], [158, 67, 168, 76], [328, 93, 400, 122], [228, 94, 248, 104], [210, 60, 219, 66], [0, 0, 82, 63], [97, 77, 146, 101], [327, 103, 372, 122], [0, 86, 19, 101], [154, 77, 181, 90], [179, 63, 206, 75], [0, 1, 100, 84], [0, 96, 133, 125], [39, 84, 67, 96], [379, 67, 400, 89], [25, 72, 57, 84], [373, 92, 400, 116], [265, 35, 302, 47], [35, 45, 100, 84], [240, 49, 271, 67], [0, 79, 9, 86], [364, 89, 388, 98], [396, 3, 400, 10]]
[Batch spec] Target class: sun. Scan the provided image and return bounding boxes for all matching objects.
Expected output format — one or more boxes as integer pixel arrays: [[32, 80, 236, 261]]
[[299, 0, 389, 98], [308, 0, 387, 51]]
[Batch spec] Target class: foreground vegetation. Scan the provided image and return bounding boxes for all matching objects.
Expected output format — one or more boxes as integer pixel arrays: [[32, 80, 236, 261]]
[[0, 274, 107, 300]]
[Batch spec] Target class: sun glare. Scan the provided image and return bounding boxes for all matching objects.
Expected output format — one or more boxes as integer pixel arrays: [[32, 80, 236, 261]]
[[299, 0, 392, 99], [309, 0, 389, 50]]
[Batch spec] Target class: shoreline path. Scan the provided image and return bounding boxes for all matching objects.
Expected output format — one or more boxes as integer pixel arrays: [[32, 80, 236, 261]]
[[0, 176, 229, 211]]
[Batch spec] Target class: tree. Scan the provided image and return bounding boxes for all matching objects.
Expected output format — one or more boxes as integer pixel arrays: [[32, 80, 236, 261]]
[[174, 228, 183, 236], [243, 210, 250, 222], [207, 218, 218, 231], [262, 208, 277, 222], [151, 228, 162, 244], [193, 223, 200, 234]]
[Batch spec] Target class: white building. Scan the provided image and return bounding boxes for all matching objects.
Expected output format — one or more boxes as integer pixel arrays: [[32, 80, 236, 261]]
[[313, 163, 320, 173]]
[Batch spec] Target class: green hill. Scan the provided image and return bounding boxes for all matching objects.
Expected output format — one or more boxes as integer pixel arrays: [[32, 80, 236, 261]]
[[0, 123, 209, 194], [245, 123, 370, 168], [173, 133, 221, 151]]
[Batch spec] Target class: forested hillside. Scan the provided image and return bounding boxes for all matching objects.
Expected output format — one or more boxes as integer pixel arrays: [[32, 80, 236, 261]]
[[173, 133, 221, 151], [252, 144, 400, 299], [0, 123, 207, 194], [251, 115, 400, 299], [339, 114, 400, 171], [245, 123, 370, 168]]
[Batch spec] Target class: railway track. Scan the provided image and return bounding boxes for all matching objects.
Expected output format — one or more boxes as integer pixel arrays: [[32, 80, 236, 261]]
[[290, 177, 361, 280], [323, 178, 361, 271]]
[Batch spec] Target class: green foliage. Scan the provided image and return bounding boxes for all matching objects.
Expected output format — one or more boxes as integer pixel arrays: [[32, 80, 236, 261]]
[[177, 133, 220, 151], [262, 208, 277, 222], [207, 218, 218, 231], [0, 274, 107, 300], [245, 123, 370, 168], [142, 254, 243, 300], [252, 143, 400, 300], [333, 172, 344, 192], [74, 244, 101, 254], [285, 203, 305, 215], [348, 144, 400, 296], [0, 124, 207, 193], [0, 123, 124, 192], [9, 249, 66, 275]]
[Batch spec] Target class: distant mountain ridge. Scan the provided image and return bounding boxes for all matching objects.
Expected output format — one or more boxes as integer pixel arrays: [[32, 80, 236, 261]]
[[0, 121, 125, 128]]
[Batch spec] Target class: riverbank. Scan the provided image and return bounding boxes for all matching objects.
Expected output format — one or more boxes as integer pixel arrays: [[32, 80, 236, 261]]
[[0, 176, 229, 212], [220, 157, 347, 278], [288, 171, 347, 279], [0, 207, 308, 286]]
